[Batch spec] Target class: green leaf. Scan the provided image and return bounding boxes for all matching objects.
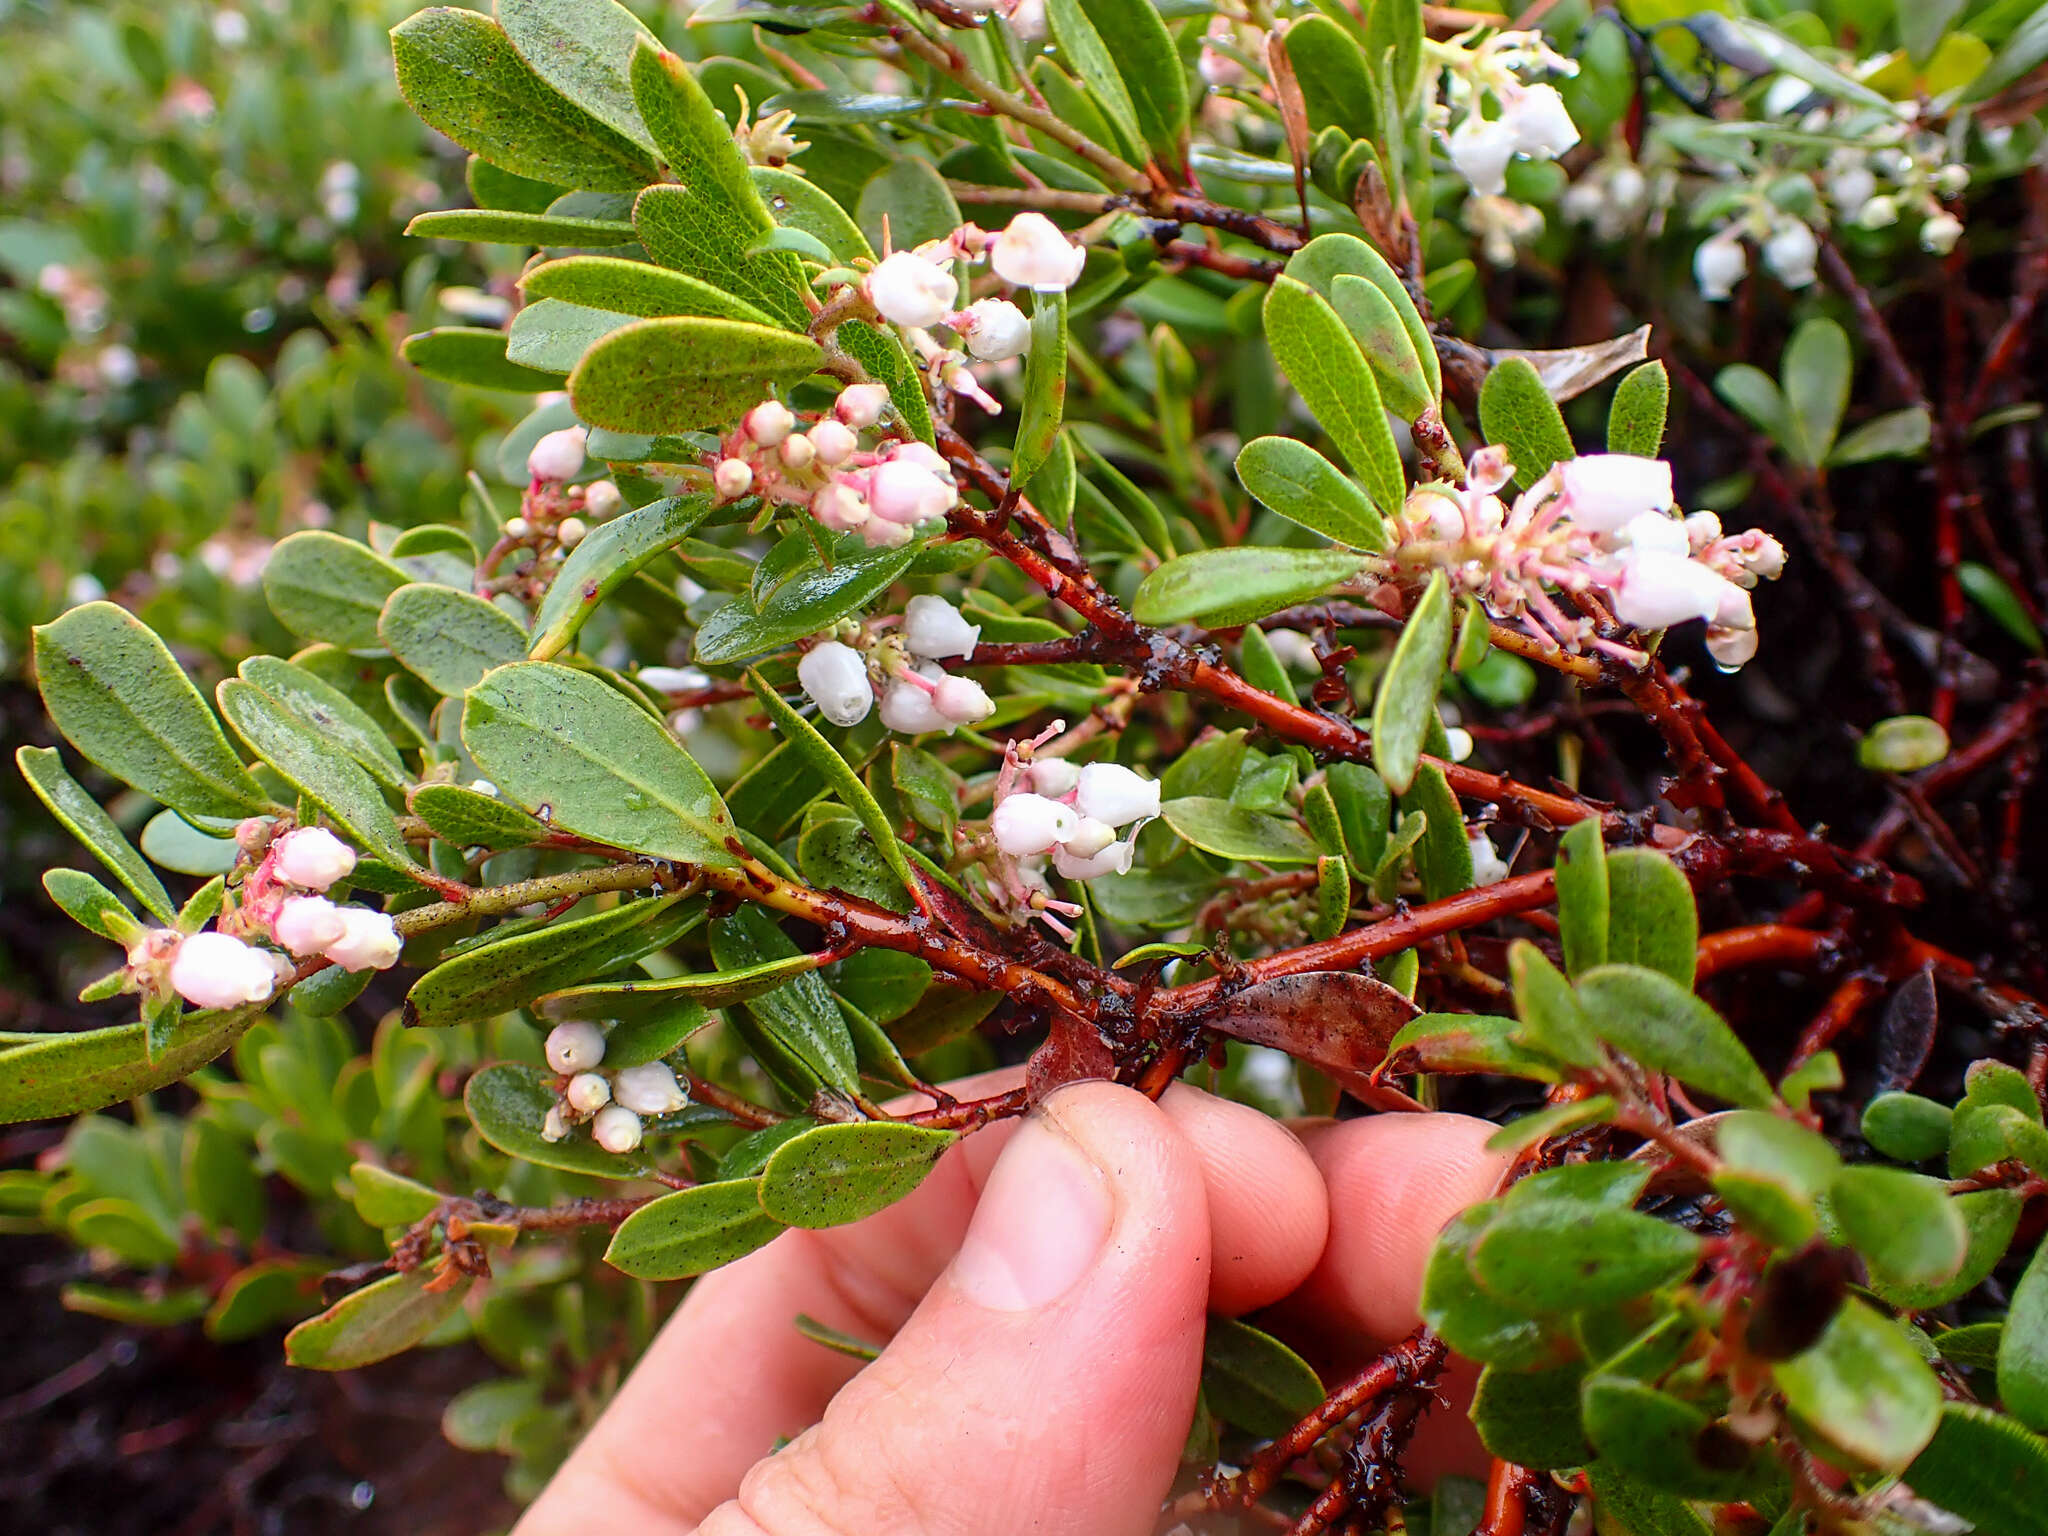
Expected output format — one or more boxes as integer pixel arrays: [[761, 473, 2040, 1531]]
[[1011, 289, 1069, 491], [1401, 762, 1472, 902], [1045, 0, 1145, 162], [1508, 940, 1604, 1070], [1860, 1090, 1952, 1162], [462, 662, 740, 866], [1132, 547, 1368, 628], [1554, 817, 1609, 979], [284, 1268, 473, 1370], [1073, 0, 1187, 168], [390, 7, 656, 191], [404, 894, 687, 1028], [711, 905, 860, 1099], [1577, 964, 1772, 1109], [17, 748, 176, 923], [186, 1116, 264, 1243], [757, 166, 871, 264], [1477, 356, 1575, 492], [401, 326, 568, 392], [694, 540, 919, 664], [1694, 15, 1902, 112], [1263, 276, 1406, 515], [1829, 405, 1932, 466], [2002, 1237, 2048, 1433], [568, 316, 822, 436], [1234, 436, 1389, 551], [1161, 796, 1320, 865], [1904, 1405, 2048, 1536], [1382, 1012, 1562, 1081], [757, 1121, 957, 1228], [1418, 1200, 1554, 1369], [1714, 363, 1789, 449], [1934, 1321, 2004, 1370], [1371, 570, 1451, 795], [405, 208, 638, 246], [854, 156, 962, 254], [138, 814, 252, 880], [1470, 1198, 1700, 1314], [1771, 1297, 1941, 1470], [263, 531, 411, 650], [442, 1377, 548, 1454], [1582, 1375, 1773, 1499], [33, 603, 269, 820], [1949, 1101, 2048, 1178], [837, 321, 936, 446], [348, 1161, 445, 1227], [1201, 1315, 1324, 1438], [1284, 15, 1381, 142], [216, 680, 418, 875], [411, 785, 547, 849], [1858, 714, 1950, 773], [1973, 2, 2048, 97], [1873, 1185, 2021, 1311], [1604, 849, 1697, 988], [1326, 760, 1389, 877], [43, 868, 145, 943], [1329, 275, 1434, 422], [497, 0, 660, 150], [1484, 1095, 1617, 1153], [1280, 234, 1438, 404], [237, 656, 408, 792], [379, 584, 529, 696], [1606, 361, 1669, 458], [542, 952, 824, 1017], [1781, 317, 1852, 469], [1959, 561, 2048, 655], [748, 671, 919, 907], [604, 1178, 784, 1279], [1829, 1165, 1967, 1290], [1472, 1363, 1589, 1469], [465, 1062, 654, 1177], [1585, 1464, 1712, 1536], [530, 494, 712, 660], [506, 298, 636, 372], [1, 1005, 265, 1125], [205, 1260, 325, 1342], [521, 255, 777, 324]]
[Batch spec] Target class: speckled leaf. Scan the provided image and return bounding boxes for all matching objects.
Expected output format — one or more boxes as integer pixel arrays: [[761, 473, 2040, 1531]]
[[263, 531, 411, 650], [568, 316, 820, 435], [1263, 276, 1405, 515], [605, 1179, 784, 1279], [405, 894, 687, 1028], [1370, 570, 1450, 795], [758, 1121, 957, 1228], [497, 0, 660, 149], [693, 540, 918, 664], [1234, 437, 1388, 550], [1478, 356, 1575, 492], [380, 584, 529, 695], [402, 326, 569, 392], [217, 680, 417, 873], [520, 255, 776, 324], [237, 655, 408, 791], [530, 495, 712, 660], [405, 208, 637, 246], [1578, 964, 1772, 1109], [1132, 547, 1367, 628]]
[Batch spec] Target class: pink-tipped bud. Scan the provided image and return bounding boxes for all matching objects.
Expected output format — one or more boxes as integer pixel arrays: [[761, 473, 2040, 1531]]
[[879, 675, 950, 734], [1558, 454, 1676, 534], [812, 479, 871, 533], [884, 441, 951, 476], [745, 400, 796, 447], [808, 418, 858, 467], [955, 298, 1031, 361], [582, 479, 624, 519], [780, 432, 818, 471], [273, 827, 356, 891], [274, 895, 347, 956], [168, 931, 278, 1009], [835, 383, 890, 428], [713, 458, 755, 500], [867, 460, 957, 526], [934, 674, 994, 725]]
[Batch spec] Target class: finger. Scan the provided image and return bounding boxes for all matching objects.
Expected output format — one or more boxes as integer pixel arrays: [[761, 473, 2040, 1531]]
[[517, 1077, 1327, 1534], [699, 1081, 1213, 1536], [1266, 1111, 1509, 1484]]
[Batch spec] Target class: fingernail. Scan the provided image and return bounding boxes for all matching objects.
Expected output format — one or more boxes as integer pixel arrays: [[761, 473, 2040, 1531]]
[[951, 1112, 1112, 1312]]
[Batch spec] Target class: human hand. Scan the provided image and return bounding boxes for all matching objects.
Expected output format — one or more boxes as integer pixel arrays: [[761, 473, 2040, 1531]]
[[514, 1077, 1506, 1536]]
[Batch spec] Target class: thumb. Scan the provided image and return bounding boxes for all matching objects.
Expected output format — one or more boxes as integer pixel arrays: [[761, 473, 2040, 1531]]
[[697, 1081, 1211, 1536]]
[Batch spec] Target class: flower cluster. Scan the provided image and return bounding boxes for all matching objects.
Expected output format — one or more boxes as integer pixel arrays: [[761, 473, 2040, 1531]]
[[516, 422, 624, 551], [537, 1020, 691, 1153], [1393, 449, 1785, 669], [1430, 28, 1580, 199], [991, 756, 1161, 881], [124, 826, 401, 1011], [797, 594, 994, 733]]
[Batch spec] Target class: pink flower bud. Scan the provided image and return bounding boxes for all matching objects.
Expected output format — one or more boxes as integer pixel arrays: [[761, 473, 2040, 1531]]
[[592, 1104, 643, 1153], [989, 213, 1086, 292], [866, 250, 957, 329], [1706, 624, 1759, 669], [322, 907, 401, 972], [835, 384, 890, 428], [879, 672, 951, 734], [613, 1061, 690, 1115], [991, 792, 1080, 855], [274, 895, 347, 956], [557, 516, 588, 548], [168, 930, 277, 1009], [545, 1020, 606, 1074], [867, 460, 956, 526], [934, 674, 994, 724], [745, 400, 796, 446], [811, 479, 870, 533], [808, 418, 858, 466], [273, 827, 356, 891], [713, 458, 755, 500], [885, 440, 951, 475], [862, 517, 914, 550], [780, 432, 818, 471], [527, 425, 588, 482]]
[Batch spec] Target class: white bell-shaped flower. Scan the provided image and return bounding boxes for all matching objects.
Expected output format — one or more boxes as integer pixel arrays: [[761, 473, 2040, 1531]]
[[866, 250, 957, 329], [565, 1072, 612, 1113], [991, 792, 1080, 855], [956, 298, 1031, 361], [744, 400, 795, 446], [592, 1104, 643, 1153], [1706, 624, 1760, 669], [545, 1020, 606, 1074], [1026, 757, 1080, 797], [273, 895, 347, 956], [1762, 221, 1818, 289], [1694, 231, 1747, 302], [902, 594, 982, 660], [1502, 84, 1578, 160], [613, 1061, 691, 1116], [527, 426, 588, 483], [989, 213, 1086, 292], [1610, 551, 1734, 629], [273, 827, 356, 891], [868, 459, 957, 527], [835, 383, 891, 428], [1075, 762, 1161, 828], [1052, 837, 1135, 880], [798, 640, 874, 728], [1558, 454, 1675, 534], [1620, 511, 1689, 559], [934, 674, 994, 725], [323, 907, 401, 972], [1447, 115, 1517, 197], [1468, 834, 1511, 887], [168, 931, 278, 1009]]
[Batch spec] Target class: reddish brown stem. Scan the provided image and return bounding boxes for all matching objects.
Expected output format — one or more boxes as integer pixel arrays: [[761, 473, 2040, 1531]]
[[1695, 925, 1836, 980]]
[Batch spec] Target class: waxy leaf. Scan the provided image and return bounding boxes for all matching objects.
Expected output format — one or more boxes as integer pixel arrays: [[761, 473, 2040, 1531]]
[[1132, 547, 1367, 628], [237, 656, 408, 791], [402, 326, 568, 392], [1281, 234, 1438, 403], [1234, 437, 1389, 551], [380, 585, 529, 696], [694, 540, 918, 664], [1477, 356, 1575, 491], [43, 869, 144, 943], [1605, 361, 1669, 458], [1011, 290, 1069, 491], [1783, 318, 1852, 469], [1070, 0, 1186, 169], [2002, 1238, 2048, 1434], [497, 0, 660, 150], [404, 894, 687, 1028], [1419, 1201, 1555, 1369], [1508, 940, 1604, 1070], [1554, 816, 1608, 978], [18, 748, 176, 923], [521, 255, 776, 324], [1283, 16, 1380, 142], [1161, 797, 1320, 865], [1472, 1363, 1590, 1469], [1262, 276, 1406, 515], [463, 662, 739, 866], [758, 1121, 958, 1228], [1202, 1315, 1324, 1438], [411, 784, 547, 848], [1860, 1090, 1952, 1162], [710, 905, 860, 1100], [33, 603, 269, 821], [405, 208, 637, 246], [1771, 1297, 1940, 1470], [1381, 1012, 1561, 1082], [1578, 964, 1773, 1109], [1582, 1376, 1775, 1499], [1829, 1165, 1967, 1290], [530, 495, 713, 660], [390, 8, 657, 191], [1471, 1199, 1701, 1313], [1371, 570, 1450, 794], [541, 952, 826, 1018], [285, 1268, 474, 1370], [263, 531, 411, 650], [1604, 849, 1697, 988], [506, 298, 636, 372], [569, 317, 821, 436], [1045, 0, 1145, 163], [1, 1005, 265, 1124], [605, 1179, 784, 1279]]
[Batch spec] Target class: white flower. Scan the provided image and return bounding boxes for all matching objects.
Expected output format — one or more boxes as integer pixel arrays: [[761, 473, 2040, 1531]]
[[1052, 837, 1135, 880], [1610, 552, 1736, 629], [1448, 115, 1517, 197], [713, 458, 755, 499], [902, 594, 982, 660], [565, 1072, 612, 1113], [1620, 511, 1690, 559], [1026, 757, 1080, 797], [323, 907, 402, 972], [1683, 511, 1723, 551], [808, 419, 858, 467], [1061, 817, 1118, 859], [1075, 762, 1161, 828], [879, 674, 951, 734], [273, 895, 347, 956], [592, 1105, 643, 1154], [1502, 84, 1577, 160], [1858, 195, 1900, 230], [1828, 164, 1876, 216], [541, 1105, 571, 1143], [745, 400, 796, 446], [1000, 0, 1047, 41], [1920, 212, 1964, 255], [1695, 231, 1747, 302], [780, 432, 818, 472], [545, 1020, 606, 1074], [1932, 164, 1970, 198], [1763, 74, 1811, 116], [956, 298, 1031, 361], [866, 250, 957, 329], [1762, 221, 1819, 288], [798, 640, 874, 727], [992, 792, 1081, 855], [273, 827, 356, 891], [934, 674, 994, 725], [868, 459, 957, 526], [1468, 834, 1510, 887], [835, 383, 891, 428], [168, 931, 278, 1009], [613, 1061, 690, 1115], [527, 426, 588, 483], [1558, 455, 1675, 533], [989, 213, 1086, 292]]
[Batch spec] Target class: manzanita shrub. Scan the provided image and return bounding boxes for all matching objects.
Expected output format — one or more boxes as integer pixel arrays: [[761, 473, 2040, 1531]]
[[7, 0, 2048, 1529]]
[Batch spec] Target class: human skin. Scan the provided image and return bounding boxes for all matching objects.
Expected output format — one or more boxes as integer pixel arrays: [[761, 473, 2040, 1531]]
[[515, 1075, 1507, 1536]]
